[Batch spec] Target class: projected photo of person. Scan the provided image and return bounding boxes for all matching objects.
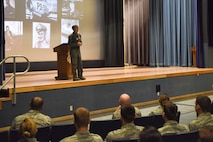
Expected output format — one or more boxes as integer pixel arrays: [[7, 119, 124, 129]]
[[62, 0, 84, 19], [4, 0, 15, 18], [26, 0, 57, 21], [61, 19, 79, 43], [33, 22, 50, 48], [4, 21, 23, 51]]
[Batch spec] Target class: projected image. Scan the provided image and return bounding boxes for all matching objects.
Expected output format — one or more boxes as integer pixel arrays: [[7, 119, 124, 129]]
[[61, 19, 79, 43], [33, 22, 50, 48], [26, 0, 58, 21], [4, 21, 23, 51], [62, 0, 84, 19], [4, 0, 15, 18]]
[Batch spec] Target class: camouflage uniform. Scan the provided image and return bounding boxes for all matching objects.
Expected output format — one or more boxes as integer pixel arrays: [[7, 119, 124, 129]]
[[105, 123, 144, 141], [158, 120, 189, 135], [189, 112, 213, 131], [11, 110, 53, 129], [59, 131, 103, 142], [149, 106, 163, 116], [112, 107, 142, 119]]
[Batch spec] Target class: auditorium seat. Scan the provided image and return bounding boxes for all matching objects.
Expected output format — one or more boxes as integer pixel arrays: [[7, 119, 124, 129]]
[[89, 119, 122, 139], [134, 115, 152, 127], [51, 123, 76, 142], [9, 129, 19, 142], [36, 126, 51, 142], [0, 130, 9, 142], [111, 138, 138, 142], [162, 130, 199, 142]]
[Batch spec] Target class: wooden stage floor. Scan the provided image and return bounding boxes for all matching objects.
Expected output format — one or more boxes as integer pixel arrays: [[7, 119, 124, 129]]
[[4, 66, 213, 94]]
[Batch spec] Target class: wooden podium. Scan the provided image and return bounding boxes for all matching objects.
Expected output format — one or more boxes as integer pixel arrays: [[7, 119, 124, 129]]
[[53, 43, 72, 80]]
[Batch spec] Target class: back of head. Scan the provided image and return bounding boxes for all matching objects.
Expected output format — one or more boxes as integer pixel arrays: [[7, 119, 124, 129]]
[[30, 97, 43, 111], [139, 126, 162, 142], [74, 107, 90, 128], [119, 93, 131, 106], [19, 118, 38, 139], [159, 94, 169, 106], [196, 96, 211, 113], [199, 127, 213, 142], [121, 104, 135, 123], [163, 101, 178, 120]]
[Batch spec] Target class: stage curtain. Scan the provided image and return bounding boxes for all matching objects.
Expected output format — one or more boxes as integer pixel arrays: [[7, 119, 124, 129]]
[[104, 0, 124, 67], [124, 0, 149, 66], [0, 0, 5, 85], [195, 0, 204, 67], [208, 0, 213, 47], [149, 0, 196, 67]]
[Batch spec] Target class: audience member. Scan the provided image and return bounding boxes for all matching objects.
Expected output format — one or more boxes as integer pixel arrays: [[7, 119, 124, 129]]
[[11, 97, 53, 129], [139, 126, 163, 142], [189, 96, 213, 131], [18, 118, 38, 142], [199, 126, 213, 142], [60, 107, 103, 142], [149, 94, 169, 116], [158, 101, 189, 135], [106, 104, 144, 141], [112, 93, 141, 119]]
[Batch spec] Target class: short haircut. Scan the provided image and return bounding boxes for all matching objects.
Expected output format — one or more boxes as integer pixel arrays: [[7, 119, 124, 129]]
[[159, 94, 169, 106], [121, 104, 135, 123], [30, 97, 43, 110], [19, 118, 37, 138], [72, 25, 78, 30], [139, 126, 162, 142], [74, 107, 90, 128], [163, 101, 178, 120], [196, 96, 211, 112], [199, 126, 213, 142]]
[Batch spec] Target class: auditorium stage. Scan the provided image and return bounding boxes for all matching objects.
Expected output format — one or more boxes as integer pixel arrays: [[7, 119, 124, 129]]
[[0, 66, 213, 128], [4, 66, 213, 94]]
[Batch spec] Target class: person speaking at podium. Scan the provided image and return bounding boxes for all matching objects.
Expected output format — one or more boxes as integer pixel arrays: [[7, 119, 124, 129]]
[[68, 25, 86, 81]]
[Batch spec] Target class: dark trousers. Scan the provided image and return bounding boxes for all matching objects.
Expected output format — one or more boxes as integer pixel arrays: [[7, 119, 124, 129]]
[[70, 49, 83, 78]]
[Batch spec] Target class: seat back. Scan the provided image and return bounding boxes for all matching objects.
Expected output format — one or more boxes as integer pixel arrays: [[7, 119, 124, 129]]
[[151, 115, 165, 128], [89, 119, 122, 139], [51, 123, 76, 142], [9, 129, 20, 142], [134, 115, 152, 127], [36, 126, 51, 142], [111, 138, 138, 142], [162, 130, 199, 142], [0, 130, 9, 142]]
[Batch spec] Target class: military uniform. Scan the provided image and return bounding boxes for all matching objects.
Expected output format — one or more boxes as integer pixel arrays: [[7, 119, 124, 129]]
[[68, 32, 84, 79], [112, 107, 142, 119], [158, 120, 189, 135], [59, 131, 103, 142], [189, 112, 213, 131], [105, 123, 144, 141], [149, 106, 163, 116], [11, 110, 53, 129]]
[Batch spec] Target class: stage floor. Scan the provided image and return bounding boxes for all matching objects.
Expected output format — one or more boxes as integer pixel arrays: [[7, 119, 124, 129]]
[[4, 66, 213, 94]]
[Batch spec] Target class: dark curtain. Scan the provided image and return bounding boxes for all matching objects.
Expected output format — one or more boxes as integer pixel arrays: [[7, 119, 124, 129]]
[[124, 0, 149, 66], [0, 0, 5, 85], [195, 0, 204, 67], [208, 0, 213, 46], [104, 0, 124, 67]]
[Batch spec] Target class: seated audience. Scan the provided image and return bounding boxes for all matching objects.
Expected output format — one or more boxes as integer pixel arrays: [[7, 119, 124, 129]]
[[60, 107, 103, 142], [189, 96, 213, 131], [158, 101, 189, 135], [11, 97, 53, 129], [18, 118, 38, 142], [149, 93, 169, 116], [106, 104, 144, 141], [199, 126, 213, 142], [139, 126, 163, 142], [112, 93, 141, 119]]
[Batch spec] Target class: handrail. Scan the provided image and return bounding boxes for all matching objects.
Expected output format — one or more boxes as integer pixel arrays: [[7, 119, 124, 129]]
[[0, 55, 30, 104]]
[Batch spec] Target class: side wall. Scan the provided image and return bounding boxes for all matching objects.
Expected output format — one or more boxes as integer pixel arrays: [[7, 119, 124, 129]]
[[0, 73, 212, 127]]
